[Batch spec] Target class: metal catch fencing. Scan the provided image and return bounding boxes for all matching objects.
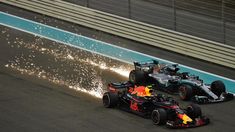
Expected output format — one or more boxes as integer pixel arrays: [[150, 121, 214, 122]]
[[64, 0, 235, 47]]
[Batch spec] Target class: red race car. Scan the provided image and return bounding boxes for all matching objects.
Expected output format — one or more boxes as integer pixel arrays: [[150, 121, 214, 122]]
[[102, 81, 209, 128]]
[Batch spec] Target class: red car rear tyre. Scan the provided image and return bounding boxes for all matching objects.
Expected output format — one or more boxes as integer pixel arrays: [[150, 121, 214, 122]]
[[187, 104, 202, 118]]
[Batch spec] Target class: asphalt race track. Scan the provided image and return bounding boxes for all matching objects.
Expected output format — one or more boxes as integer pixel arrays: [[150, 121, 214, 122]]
[[0, 4, 235, 132]]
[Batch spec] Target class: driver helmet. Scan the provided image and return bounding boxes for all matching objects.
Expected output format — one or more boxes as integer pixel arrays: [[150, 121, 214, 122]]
[[145, 86, 153, 96], [153, 64, 161, 74]]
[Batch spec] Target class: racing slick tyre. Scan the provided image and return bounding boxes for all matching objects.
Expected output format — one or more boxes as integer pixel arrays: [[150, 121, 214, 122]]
[[103, 92, 118, 108], [187, 104, 202, 118], [179, 84, 193, 100], [151, 108, 167, 125], [129, 70, 145, 84], [211, 80, 226, 97]]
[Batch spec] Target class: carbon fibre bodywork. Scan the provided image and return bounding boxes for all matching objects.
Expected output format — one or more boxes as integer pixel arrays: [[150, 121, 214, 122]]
[[129, 60, 234, 104], [102, 82, 209, 128]]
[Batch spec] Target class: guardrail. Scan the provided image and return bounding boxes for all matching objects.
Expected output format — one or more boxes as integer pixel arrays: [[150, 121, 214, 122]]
[[1, 0, 235, 69]]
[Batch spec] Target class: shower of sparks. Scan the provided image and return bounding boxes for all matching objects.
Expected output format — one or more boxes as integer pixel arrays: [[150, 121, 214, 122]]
[[82, 59, 130, 77], [8, 38, 131, 78], [5, 57, 104, 98], [4, 35, 132, 98], [9, 37, 130, 77]]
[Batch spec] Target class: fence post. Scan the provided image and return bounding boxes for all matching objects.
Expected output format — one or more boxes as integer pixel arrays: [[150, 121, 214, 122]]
[[172, 0, 176, 31], [222, 0, 226, 44], [128, 0, 131, 19], [87, 0, 89, 8]]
